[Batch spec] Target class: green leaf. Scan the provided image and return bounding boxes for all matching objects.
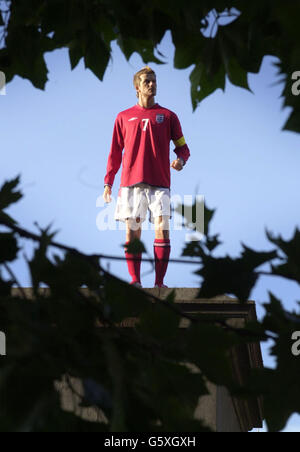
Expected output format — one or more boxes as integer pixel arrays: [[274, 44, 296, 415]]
[[226, 57, 252, 90], [252, 293, 300, 431], [0, 272, 13, 296], [190, 59, 226, 110], [267, 228, 300, 284], [241, 244, 278, 268], [196, 255, 258, 302], [5, 26, 49, 90], [195, 243, 278, 302], [84, 31, 110, 81], [218, 29, 252, 92], [117, 37, 164, 65], [1, 0, 300, 136], [205, 234, 222, 252], [103, 275, 149, 323], [28, 224, 59, 293], [181, 241, 207, 259], [0, 233, 19, 263], [123, 238, 146, 255], [0, 49, 12, 76], [137, 290, 180, 343], [68, 37, 84, 70], [175, 197, 214, 236], [283, 109, 300, 134], [0, 176, 23, 211], [51, 251, 103, 294], [172, 30, 205, 70]]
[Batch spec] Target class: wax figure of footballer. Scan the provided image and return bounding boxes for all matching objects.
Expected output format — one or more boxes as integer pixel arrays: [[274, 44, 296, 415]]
[[103, 66, 190, 288]]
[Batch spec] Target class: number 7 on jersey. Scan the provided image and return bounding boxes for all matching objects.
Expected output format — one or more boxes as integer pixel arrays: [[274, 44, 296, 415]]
[[142, 118, 150, 131]]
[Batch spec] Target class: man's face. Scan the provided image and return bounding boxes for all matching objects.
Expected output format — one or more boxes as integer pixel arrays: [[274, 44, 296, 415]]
[[137, 73, 157, 98]]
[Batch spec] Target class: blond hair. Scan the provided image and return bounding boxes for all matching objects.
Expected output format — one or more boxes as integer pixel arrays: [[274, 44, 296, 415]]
[[133, 66, 156, 97]]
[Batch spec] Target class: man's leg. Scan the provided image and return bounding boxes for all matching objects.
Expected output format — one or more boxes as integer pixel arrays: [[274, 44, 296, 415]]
[[153, 215, 170, 287], [125, 217, 142, 285]]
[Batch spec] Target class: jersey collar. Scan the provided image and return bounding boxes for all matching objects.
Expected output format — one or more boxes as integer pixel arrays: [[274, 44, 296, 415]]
[[136, 103, 159, 110]]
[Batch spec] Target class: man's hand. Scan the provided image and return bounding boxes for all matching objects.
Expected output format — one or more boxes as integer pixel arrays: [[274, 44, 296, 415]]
[[170, 158, 183, 171], [103, 185, 112, 203]]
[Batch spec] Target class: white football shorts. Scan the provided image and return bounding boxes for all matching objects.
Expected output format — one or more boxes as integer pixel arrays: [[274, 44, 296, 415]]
[[114, 183, 172, 224]]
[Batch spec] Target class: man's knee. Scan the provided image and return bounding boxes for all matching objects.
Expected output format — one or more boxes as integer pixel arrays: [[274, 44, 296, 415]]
[[155, 215, 169, 230], [154, 216, 170, 239], [126, 217, 142, 233]]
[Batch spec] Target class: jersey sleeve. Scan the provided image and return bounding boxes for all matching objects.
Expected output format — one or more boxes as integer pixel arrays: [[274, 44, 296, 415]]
[[104, 114, 124, 187], [170, 112, 190, 163]]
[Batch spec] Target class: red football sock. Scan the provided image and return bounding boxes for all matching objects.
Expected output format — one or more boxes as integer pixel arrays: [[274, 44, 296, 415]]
[[154, 239, 171, 286], [125, 241, 142, 284]]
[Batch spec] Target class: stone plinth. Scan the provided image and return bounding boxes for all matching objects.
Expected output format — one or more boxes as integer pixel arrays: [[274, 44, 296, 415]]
[[11, 287, 264, 432], [141, 288, 264, 432]]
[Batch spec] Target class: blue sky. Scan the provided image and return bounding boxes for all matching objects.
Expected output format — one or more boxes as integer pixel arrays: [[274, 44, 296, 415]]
[[1, 31, 300, 432]]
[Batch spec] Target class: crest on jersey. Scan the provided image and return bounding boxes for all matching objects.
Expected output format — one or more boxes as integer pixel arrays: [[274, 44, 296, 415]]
[[156, 114, 165, 124]]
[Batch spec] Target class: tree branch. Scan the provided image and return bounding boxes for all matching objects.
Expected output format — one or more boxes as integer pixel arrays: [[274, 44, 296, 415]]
[[0, 219, 274, 343]]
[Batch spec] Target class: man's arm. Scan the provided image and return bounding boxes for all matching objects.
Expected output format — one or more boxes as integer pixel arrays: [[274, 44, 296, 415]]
[[170, 113, 191, 168], [173, 137, 190, 169], [103, 115, 124, 203], [104, 115, 124, 188]]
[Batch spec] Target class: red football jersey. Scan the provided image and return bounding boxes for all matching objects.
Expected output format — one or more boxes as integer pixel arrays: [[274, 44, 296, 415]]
[[104, 103, 190, 189]]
